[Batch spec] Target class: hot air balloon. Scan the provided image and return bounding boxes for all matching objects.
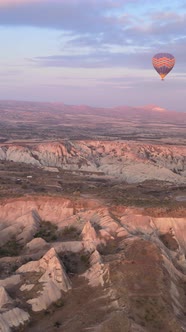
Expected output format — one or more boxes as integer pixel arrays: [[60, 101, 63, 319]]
[[152, 53, 175, 80]]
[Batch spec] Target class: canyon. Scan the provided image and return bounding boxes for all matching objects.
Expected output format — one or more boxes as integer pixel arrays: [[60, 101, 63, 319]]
[[0, 100, 186, 331]]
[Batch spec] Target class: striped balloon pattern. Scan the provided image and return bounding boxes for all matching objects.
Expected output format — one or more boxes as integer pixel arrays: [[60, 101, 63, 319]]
[[152, 53, 175, 80]]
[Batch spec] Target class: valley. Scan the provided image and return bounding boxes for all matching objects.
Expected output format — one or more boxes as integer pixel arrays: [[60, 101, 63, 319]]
[[0, 100, 186, 331]]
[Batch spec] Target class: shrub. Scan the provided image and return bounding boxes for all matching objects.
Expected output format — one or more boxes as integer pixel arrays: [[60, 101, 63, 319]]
[[54, 299, 64, 308], [54, 321, 61, 328], [59, 226, 80, 240], [80, 253, 90, 269], [0, 239, 22, 257], [62, 226, 77, 235], [34, 221, 58, 242]]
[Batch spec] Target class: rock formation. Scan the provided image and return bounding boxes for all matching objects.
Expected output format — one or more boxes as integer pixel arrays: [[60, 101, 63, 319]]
[[0, 140, 185, 183], [0, 308, 30, 332], [17, 248, 71, 312], [0, 287, 13, 309], [83, 250, 109, 287], [0, 196, 74, 246], [0, 195, 186, 331]]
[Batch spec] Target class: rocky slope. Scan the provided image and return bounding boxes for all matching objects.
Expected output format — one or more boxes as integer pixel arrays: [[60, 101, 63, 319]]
[[0, 140, 186, 184], [0, 195, 186, 331]]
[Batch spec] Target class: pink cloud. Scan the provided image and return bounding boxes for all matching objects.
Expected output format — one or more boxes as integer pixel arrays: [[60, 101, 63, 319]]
[[0, 0, 45, 6], [0, 0, 126, 6]]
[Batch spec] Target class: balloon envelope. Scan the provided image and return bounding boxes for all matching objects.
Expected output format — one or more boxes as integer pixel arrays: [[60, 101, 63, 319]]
[[152, 53, 175, 80]]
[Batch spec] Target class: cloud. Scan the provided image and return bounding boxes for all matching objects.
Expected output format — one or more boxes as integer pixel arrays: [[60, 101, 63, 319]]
[[0, 69, 23, 75], [29, 49, 154, 70], [1, 0, 186, 74], [0, 1, 185, 49], [0, 0, 45, 5], [30, 41, 186, 73], [0, 0, 126, 31]]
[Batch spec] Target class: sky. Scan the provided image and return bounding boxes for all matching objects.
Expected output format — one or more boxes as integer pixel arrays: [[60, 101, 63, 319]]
[[0, 0, 186, 111]]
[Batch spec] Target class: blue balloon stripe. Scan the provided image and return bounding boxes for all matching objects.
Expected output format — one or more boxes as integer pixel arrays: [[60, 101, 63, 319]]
[[153, 65, 173, 75]]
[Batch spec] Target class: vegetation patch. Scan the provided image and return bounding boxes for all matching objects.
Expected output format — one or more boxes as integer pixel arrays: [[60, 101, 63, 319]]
[[0, 239, 23, 257], [34, 221, 58, 242], [54, 298, 65, 308], [53, 321, 61, 328], [59, 251, 90, 274], [58, 225, 80, 241], [132, 296, 167, 330]]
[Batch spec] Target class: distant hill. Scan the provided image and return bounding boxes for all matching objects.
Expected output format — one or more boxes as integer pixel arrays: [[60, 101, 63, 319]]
[[0, 100, 185, 144]]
